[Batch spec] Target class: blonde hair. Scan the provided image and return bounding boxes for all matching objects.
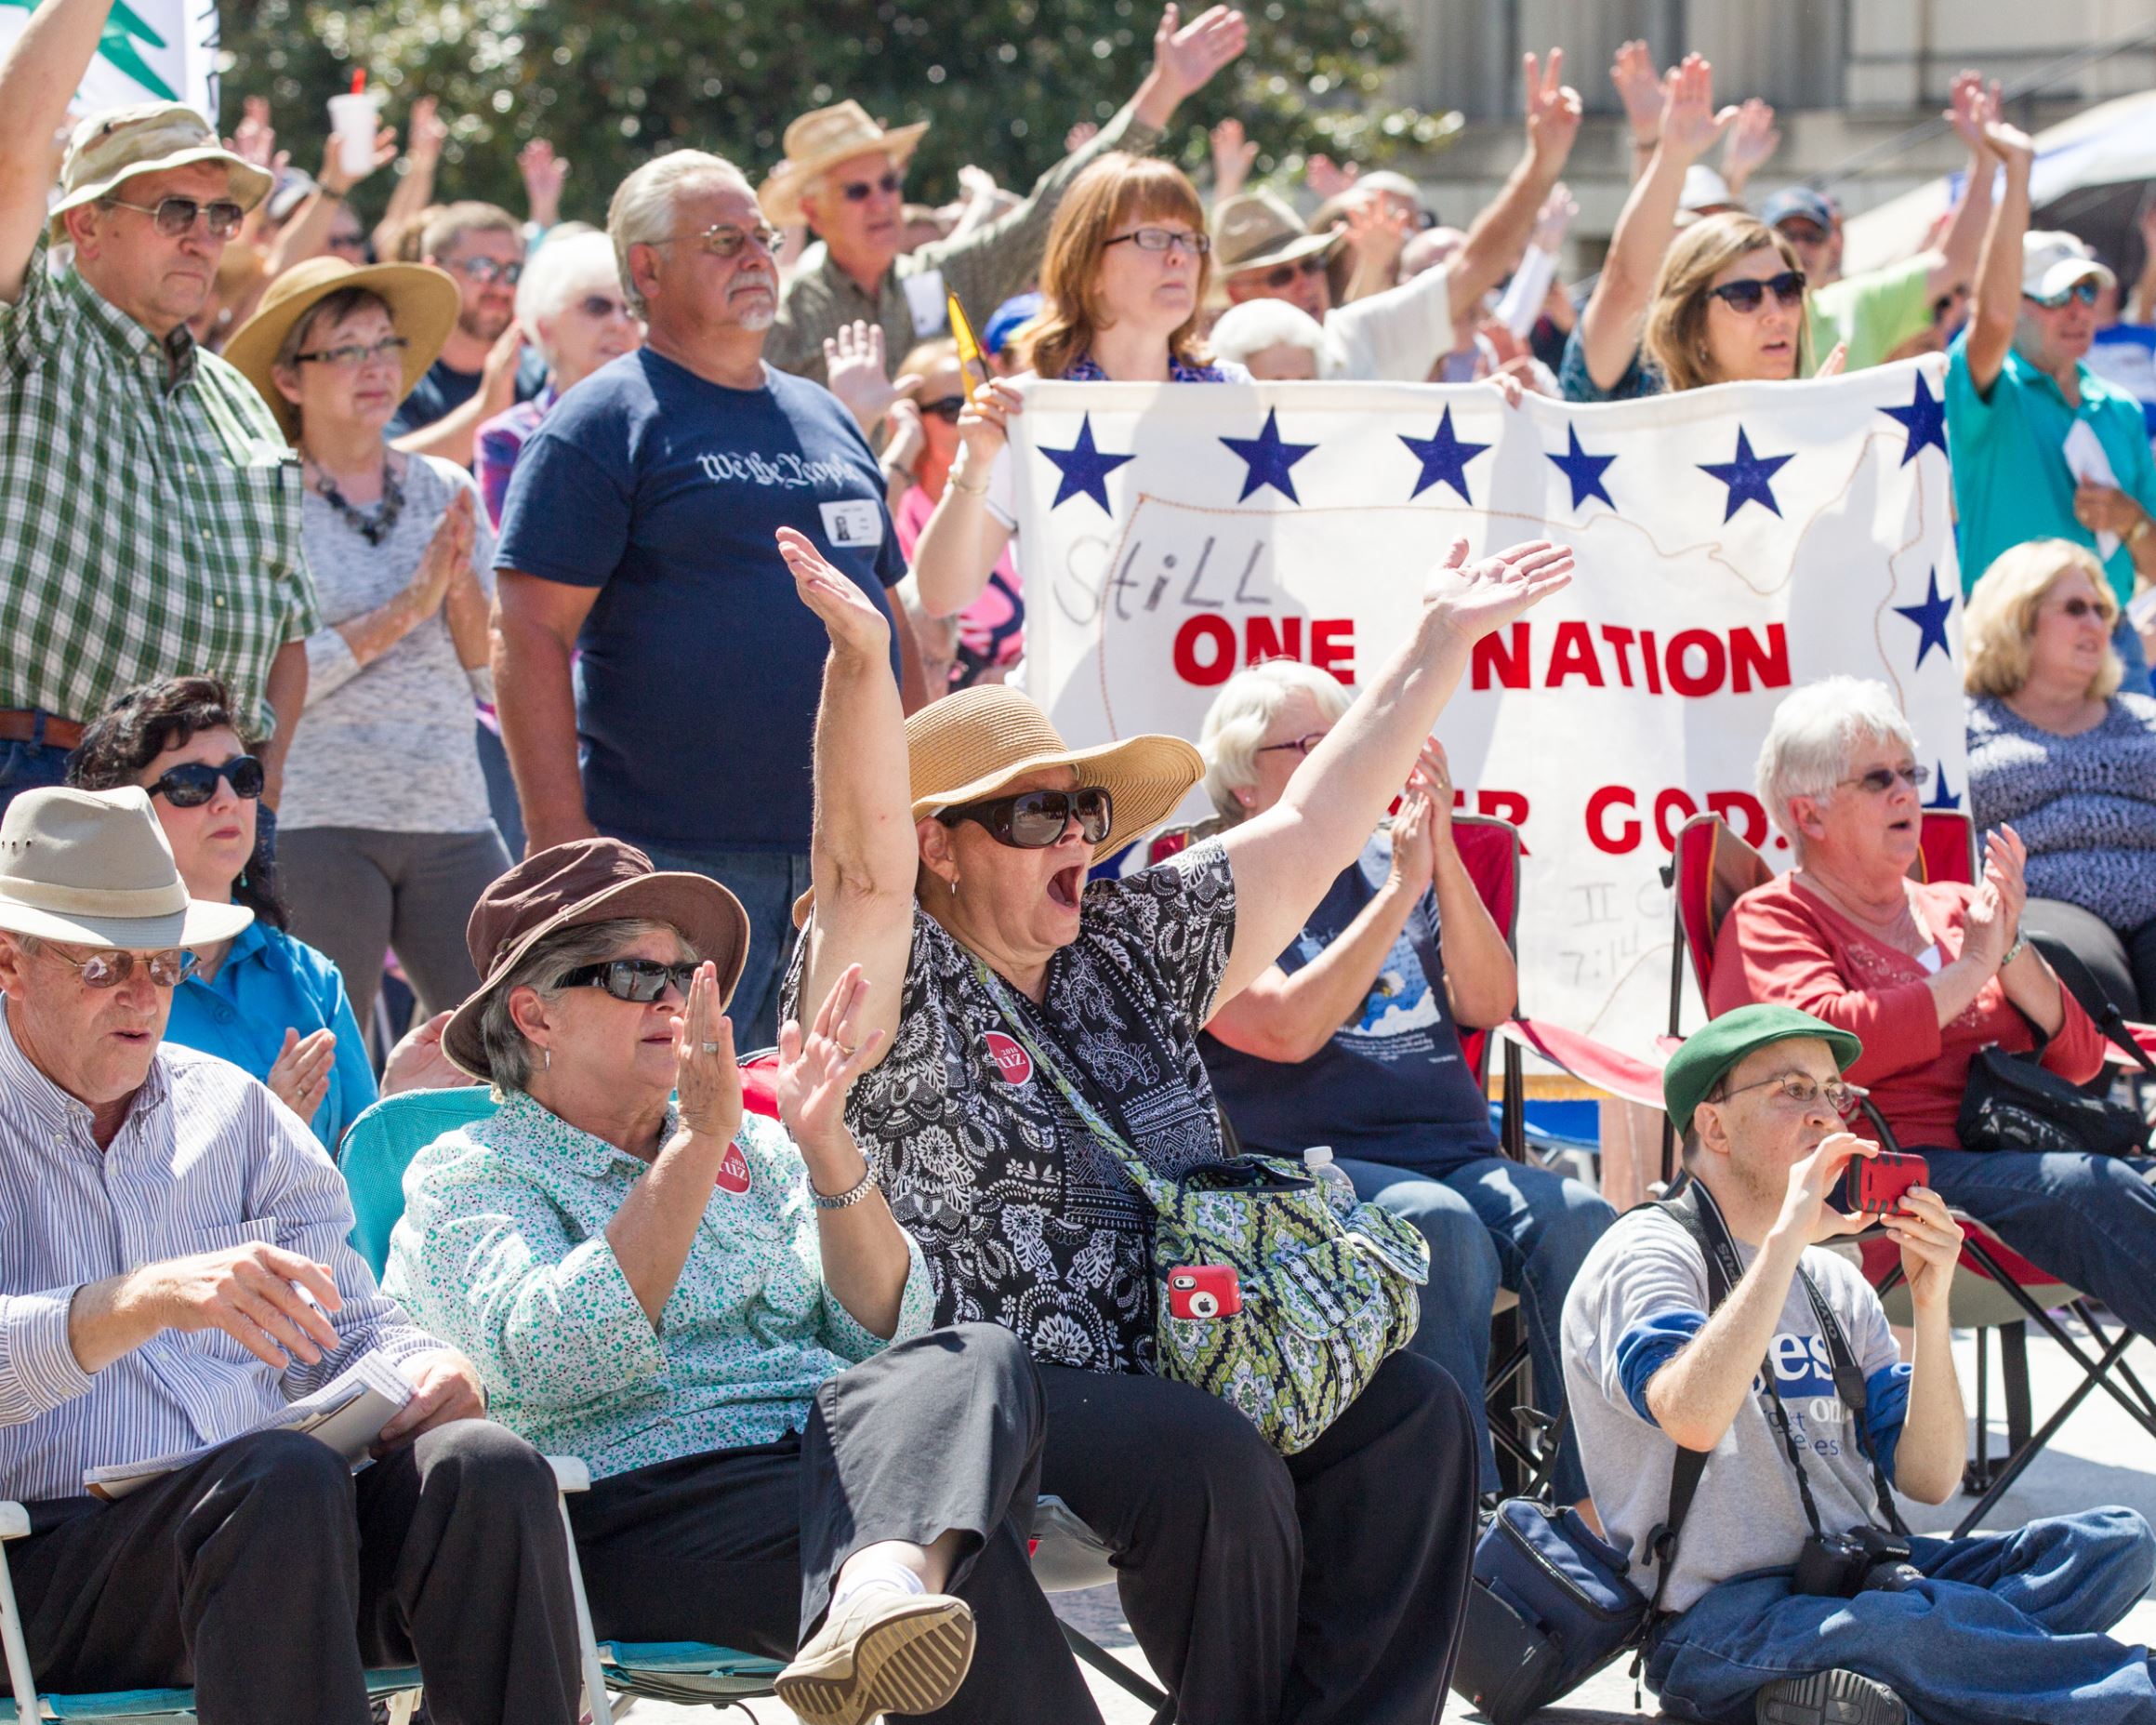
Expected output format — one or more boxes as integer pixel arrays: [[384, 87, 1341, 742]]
[[608, 151, 754, 317], [899, 335, 959, 381], [1198, 660, 1354, 823], [1643, 212, 1811, 393], [1963, 538, 2123, 700], [1015, 153, 1213, 382]]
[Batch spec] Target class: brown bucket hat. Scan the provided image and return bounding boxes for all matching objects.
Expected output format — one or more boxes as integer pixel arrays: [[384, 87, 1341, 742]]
[[443, 840, 750, 1081]]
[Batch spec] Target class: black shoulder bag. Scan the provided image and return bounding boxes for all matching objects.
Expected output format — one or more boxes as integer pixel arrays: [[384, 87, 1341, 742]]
[[1958, 945, 2153, 1158]]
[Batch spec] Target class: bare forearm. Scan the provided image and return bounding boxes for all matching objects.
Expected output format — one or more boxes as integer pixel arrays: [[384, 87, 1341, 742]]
[[1893, 1305, 1965, 1504], [1431, 843, 1517, 1026], [1966, 161, 2030, 390], [2134, 259, 2156, 327], [443, 580, 492, 670], [1646, 1227, 1806, 1451], [0, 0, 115, 293], [911, 472, 1006, 617], [492, 617, 591, 851], [1450, 148, 1559, 321], [375, 158, 436, 255], [1931, 148, 1994, 295], [62, 1273, 165, 1374], [258, 642, 309, 810], [604, 1132, 727, 1325], [1925, 955, 1995, 1028], [392, 394, 490, 468], [1998, 949, 2067, 1035], [802, 1130, 912, 1338], [1209, 882, 1421, 1062], [334, 587, 432, 669], [267, 193, 342, 276], [1581, 150, 1685, 387]]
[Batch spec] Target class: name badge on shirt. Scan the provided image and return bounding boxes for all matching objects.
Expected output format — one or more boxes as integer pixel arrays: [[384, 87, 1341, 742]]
[[820, 498, 882, 549], [902, 268, 949, 338]]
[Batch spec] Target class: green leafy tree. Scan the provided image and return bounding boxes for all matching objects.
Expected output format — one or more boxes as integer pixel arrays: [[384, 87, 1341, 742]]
[[218, 0, 1456, 228]]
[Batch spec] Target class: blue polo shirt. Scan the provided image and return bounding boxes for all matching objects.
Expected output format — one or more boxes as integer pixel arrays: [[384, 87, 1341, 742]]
[[164, 921, 376, 1152], [1945, 329, 2156, 605]]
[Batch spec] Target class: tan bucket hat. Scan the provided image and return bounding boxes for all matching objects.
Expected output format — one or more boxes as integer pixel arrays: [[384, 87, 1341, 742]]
[[793, 686, 1205, 927], [1212, 191, 1344, 276], [758, 100, 931, 227], [223, 257, 461, 445], [442, 839, 751, 1081], [48, 102, 274, 236], [0, 787, 252, 950]]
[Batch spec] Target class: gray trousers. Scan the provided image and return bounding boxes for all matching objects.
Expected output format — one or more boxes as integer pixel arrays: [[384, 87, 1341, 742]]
[[280, 825, 511, 1029], [5, 1421, 581, 1725]]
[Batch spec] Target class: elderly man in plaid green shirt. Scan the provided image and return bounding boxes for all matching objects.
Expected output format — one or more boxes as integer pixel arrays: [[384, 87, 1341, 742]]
[[759, 2, 1247, 390], [0, 0, 320, 818]]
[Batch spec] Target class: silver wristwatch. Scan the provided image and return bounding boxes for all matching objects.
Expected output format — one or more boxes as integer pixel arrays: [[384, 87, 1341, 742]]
[[811, 1165, 876, 1210], [2001, 927, 2027, 969]]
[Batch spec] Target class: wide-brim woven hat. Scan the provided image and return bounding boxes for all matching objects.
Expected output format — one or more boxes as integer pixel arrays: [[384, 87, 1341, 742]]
[[443, 839, 750, 1081], [0, 787, 253, 950], [793, 686, 1205, 927], [223, 257, 461, 445], [759, 100, 931, 228], [48, 101, 274, 235], [1212, 190, 1344, 275]]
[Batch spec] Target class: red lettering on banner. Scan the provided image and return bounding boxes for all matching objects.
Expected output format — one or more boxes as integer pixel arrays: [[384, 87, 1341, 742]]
[[1173, 615, 1237, 684], [1546, 621, 1607, 688], [1173, 616, 1356, 684], [1475, 789, 1530, 829], [1311, 618, 1355, 682], [1639, 630, 1663, 693], [1730, 623, 1792, 693], [1472, 622, 1530, 690], [1245, 616, 1303, 661], [1653, 788, 1700, 850], [1599, 625, 1638, 687], [1584, 785, 1757, 855], [1707, 790, 1769, 846], [1666, 630, 1725, 697], [983, 1031, 1033, 1085], [1586, 786, 1640, 855]]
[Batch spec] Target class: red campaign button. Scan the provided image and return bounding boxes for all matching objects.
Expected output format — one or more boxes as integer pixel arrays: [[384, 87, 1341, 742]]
[[714, 1141, 752, 1194], [983, 1031, 1033, 1085]]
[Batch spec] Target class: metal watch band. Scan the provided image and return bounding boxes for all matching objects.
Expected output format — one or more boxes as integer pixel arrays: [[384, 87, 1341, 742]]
[[811, 1165, 876, 1210], [2002, 928, 2028, 969]]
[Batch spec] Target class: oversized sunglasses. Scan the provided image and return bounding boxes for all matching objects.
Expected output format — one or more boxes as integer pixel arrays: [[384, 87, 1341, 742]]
[[840, 171, 904, 202], [106, 195, 247, 239], [919, 393, 968, 423], [2053, 595, 2111, 619], [1836, 763, 1931, 795], [149, 755, 264, 808], [937, 787, 1114, 849], [52, 948, 198, 989], [2028, 279, 2101, 310], [1105, 227, 1211, 257], [1706, 271, 1807, 313], [1254, 255, 1330, 291], [558, 957, 699, 1004]]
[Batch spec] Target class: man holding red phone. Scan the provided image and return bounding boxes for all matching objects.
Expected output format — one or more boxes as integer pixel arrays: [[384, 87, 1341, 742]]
[[1563, 1005, 2156, 1725]]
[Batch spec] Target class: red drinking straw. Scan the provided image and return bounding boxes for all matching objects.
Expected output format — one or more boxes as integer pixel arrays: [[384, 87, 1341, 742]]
[[351, 68, 366, 95]]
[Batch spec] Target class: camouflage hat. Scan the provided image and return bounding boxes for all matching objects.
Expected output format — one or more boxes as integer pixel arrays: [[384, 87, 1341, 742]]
[[48, 102, 272, 234]]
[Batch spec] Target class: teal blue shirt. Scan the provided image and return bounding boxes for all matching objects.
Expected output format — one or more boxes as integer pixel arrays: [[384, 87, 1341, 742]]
[[163, 921, 376, 1152], [1945, 329, 2156, 604], [382, 1088, 933, 1479]]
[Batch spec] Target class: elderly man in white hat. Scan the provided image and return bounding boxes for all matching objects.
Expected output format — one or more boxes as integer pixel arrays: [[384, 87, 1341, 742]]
[[761, 3, 1246, 389], [1213, 46, 1581, 383], [0, 0, 321, 828], [0, 787, 582, 1723]]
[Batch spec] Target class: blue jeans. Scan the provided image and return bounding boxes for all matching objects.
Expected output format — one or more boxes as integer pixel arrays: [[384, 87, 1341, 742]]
[[1647, 1506, 2156, 1724], [1920, 1149, 2156, 1339], [1338, 1152, 1614, 1505], [614, 839, 811, 1053], [0, 736, 72, 819], [2117, 617, 2153, 698]]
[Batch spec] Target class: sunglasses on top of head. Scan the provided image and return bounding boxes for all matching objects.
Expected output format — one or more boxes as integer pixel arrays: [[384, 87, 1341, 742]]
[[148, 755, 265, 808], [558, 957, 701, 1004], [937, 787, 1115, 849], [1705, 271, 1807, 313], [2028, 279, 2101, 310]]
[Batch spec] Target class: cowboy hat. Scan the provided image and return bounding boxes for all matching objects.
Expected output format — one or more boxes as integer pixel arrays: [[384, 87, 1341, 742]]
[[47, 102, 273, 237], [1211, 191, 1344, 276], [443, 839, 751, 1081], [793, 686, 1205, 927], [758, 100, 931, 228], [223, 257, 461, 445], [0, 787, 253, 950]]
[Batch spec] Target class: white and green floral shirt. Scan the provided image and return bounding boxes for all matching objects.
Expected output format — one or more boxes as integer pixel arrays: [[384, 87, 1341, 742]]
[[383, 1088, 933, 1479]]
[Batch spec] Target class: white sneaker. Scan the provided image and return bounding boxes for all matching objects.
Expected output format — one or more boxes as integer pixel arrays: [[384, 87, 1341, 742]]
[[775, 1586, 976, 1725]]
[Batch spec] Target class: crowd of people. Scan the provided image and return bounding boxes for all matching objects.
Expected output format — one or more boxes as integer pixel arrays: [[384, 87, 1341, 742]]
[[6, 0, 2156, 1718]]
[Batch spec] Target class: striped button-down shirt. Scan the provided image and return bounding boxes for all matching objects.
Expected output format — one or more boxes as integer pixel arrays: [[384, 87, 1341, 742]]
[[0, 233, 321, 734], [0, 1001, 443, 1504]]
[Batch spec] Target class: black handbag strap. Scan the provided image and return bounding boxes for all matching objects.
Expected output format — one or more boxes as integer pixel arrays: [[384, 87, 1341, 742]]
[[1995, 936, 2155, 1076]]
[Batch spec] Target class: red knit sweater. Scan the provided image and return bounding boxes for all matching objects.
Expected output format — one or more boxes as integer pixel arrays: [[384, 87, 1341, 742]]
[[1707, 874, 2106, 1151]]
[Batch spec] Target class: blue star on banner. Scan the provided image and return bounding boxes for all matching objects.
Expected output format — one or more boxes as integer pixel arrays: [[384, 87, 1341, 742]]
[[1038, 413, 1134, 513], [1881, 375, 1948, 468], [1398, 407, 1490, 503], [1925, 762, 1963, 811], [1546, 426, 1617, 511], [1220, 407, 1318, 504], [1892, 566, 1956, 670], [1698, 427, 1793, 521]]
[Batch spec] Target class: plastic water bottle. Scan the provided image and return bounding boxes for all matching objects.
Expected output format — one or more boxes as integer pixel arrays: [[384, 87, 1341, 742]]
[[1303, 1146, 1356, 1215]]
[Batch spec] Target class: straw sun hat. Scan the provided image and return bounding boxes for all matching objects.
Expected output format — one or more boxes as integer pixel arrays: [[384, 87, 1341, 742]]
[[794, 686, 1205, 926], [758, 100, 931, 228], [224, 256, 461, 445], [0, 787, 252, 950]]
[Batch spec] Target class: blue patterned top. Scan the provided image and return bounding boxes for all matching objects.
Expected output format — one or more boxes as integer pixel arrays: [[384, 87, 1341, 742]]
[[1062, 351, 1251, 383], [383, 1088, 933, 1478], [1965, 692, 2156, 932]]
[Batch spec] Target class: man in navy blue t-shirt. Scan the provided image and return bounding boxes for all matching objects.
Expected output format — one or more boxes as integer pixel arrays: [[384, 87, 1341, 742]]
[[494, 150, 908, 1047]]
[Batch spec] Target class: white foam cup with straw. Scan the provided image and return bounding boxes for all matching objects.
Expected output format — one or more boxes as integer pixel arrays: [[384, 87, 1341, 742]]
[[328, 70, 376, 179]]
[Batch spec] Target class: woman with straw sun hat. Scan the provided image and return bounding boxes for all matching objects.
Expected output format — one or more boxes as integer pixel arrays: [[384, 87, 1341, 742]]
[[777, 521, 1575, 1722], [225, 258, 512, 1040]]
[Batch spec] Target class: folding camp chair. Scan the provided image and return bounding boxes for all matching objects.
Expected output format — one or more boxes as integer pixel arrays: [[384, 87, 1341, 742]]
[[1662, 809, 2156, 1534], [339, 1077, 1172, 1722]]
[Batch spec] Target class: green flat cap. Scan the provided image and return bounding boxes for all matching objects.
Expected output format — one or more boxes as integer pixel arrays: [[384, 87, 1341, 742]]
[[1662, 1004, 1862, 1137]]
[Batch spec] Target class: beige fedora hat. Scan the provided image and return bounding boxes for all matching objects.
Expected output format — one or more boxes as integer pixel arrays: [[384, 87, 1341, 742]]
[[48, 102, 274, 237], [0, 787, 252, 950], [224, 257, 461, 445], [794, 686, 1204, 927], [1212, 191, 1344, 276], [759, 100, 931, 227]]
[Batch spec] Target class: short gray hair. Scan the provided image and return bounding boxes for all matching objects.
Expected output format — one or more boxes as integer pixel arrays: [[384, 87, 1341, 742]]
[[479, 917, 693, 1093], [513, 226, 617, 368], [1198, 660, 1354, 823], [1754, 677, 1919, 861], [607, 151, 753, 317]]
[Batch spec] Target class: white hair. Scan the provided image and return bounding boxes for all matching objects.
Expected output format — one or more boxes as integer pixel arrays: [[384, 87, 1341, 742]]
[[1199, 660, 1354, 822], [607, 151, 753, 317], [513, 226, 618, 369], [1208, 298, 1328, 368], [1754, 677, 1919, 861]]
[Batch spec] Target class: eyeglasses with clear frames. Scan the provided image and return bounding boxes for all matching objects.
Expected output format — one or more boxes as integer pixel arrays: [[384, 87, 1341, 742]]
[[1256, 732, 1329, 759], [1715, 1072, 1867, 1117], [50, 948, 199, 989], [655, 223, 781, 260], [293, 336, 411, 370]]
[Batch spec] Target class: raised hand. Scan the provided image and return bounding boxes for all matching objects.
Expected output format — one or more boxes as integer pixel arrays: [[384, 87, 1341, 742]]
[[671, 961, 743, 1143], [405, 95, 449, 168], [381, 1010, 468, 1094], [320, 124, 398, 197], [266, 1026, 337, 1123], [776, 962, 889, 1159], [1151, 4, 1249, 102], [1522, 48, 1583, 172], [822, 319, 920, 435], [1960, 876, 2011, 977], [1609, 40, 1665, 147], [954, 374, 1024, 466], [1659, 53, 1739, 169], [1983, 825, 2029, 935], [1422, 537, 1576, 641], [518, 137, 570, 226], [1303, 153, 1359, 201], [1345, 196, 1410, 275], [882, 395, 928, 483], [1386, 772, 1437, 891], [1211, 116, 1258, 200], [1064, 121, 1101, 155], [229, 96, 276, 169], [414, 487, 474, 612], [479, 318, 527, 414], [1532, 180, 1578, 252], [780, 526, 892, 657], [1720, 99, 1780, 192], [1943, 70, 1998, 157], [1880, 1184, 1964, 1312], [1983, 115, 2036, 176], [1415, 738, 1456, 847], [1782, 1130, 1878, 1243]]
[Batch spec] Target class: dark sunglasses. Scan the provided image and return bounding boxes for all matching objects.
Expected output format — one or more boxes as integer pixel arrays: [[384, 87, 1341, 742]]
[[1706, 271, 1807, 313], [51, 947, 199, 989], [106, 195, 247, 240], [576, 294, 632, 320], [1256, 255, 1330, 291], [2056, 596, 2110, 619], [840, 171, 904, 202], [937, 787, 1114, 849], [2028, 279, 2101, 310], [1836, 763, 1932, 795], [558, 957, 699, 1004], [149, 755, 264, 808], [919, 393, 968, 423]]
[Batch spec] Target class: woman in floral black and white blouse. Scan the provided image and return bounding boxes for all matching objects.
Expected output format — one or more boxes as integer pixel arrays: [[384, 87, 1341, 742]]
[[780, 523, 1575, 1725]]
